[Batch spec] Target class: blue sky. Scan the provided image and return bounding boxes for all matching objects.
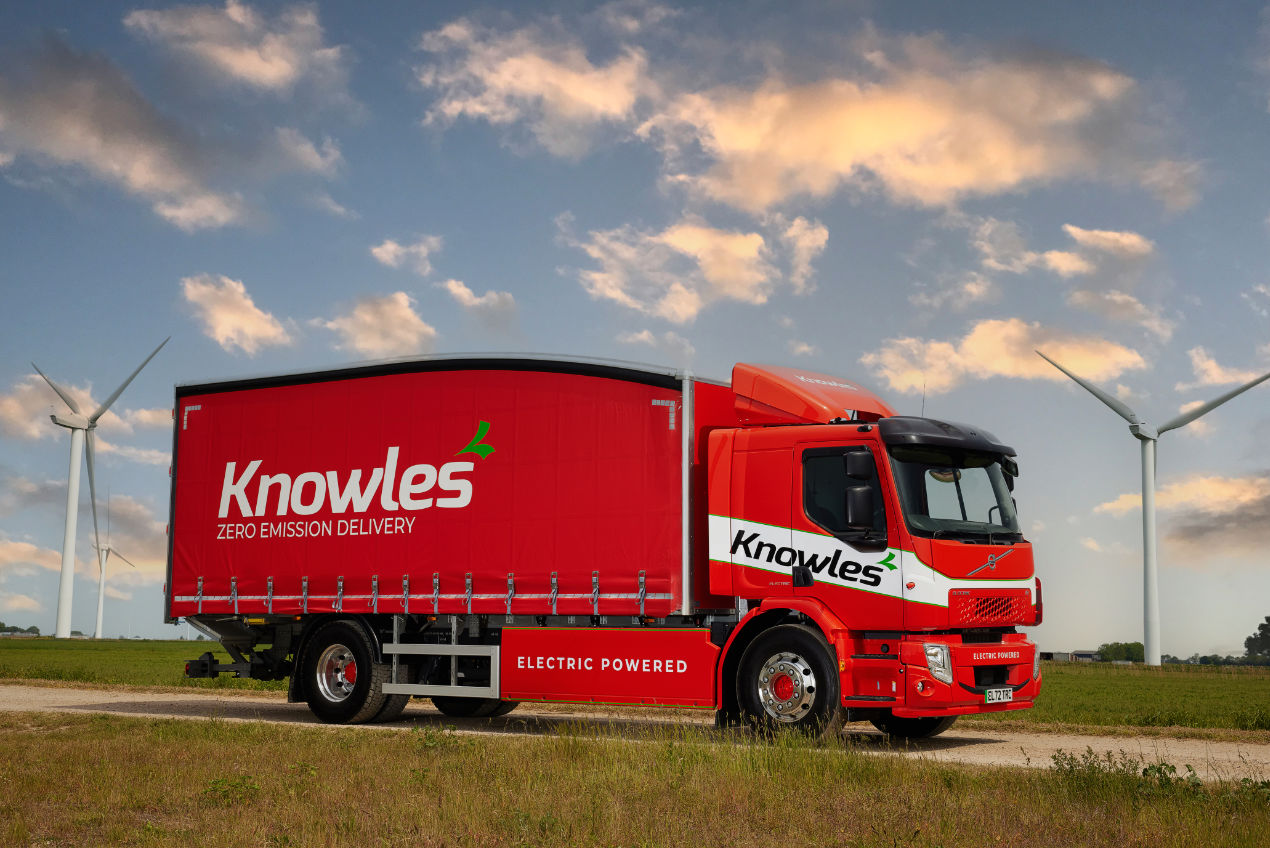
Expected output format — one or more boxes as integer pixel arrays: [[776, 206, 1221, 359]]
[[2, 0, 1269, 655]]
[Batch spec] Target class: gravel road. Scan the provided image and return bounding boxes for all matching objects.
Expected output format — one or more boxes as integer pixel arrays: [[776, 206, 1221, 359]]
[[3, 683, 1267, 782]]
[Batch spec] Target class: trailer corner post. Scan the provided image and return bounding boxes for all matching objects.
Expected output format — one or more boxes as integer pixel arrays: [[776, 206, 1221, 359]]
[[681, 371, 693, 616]]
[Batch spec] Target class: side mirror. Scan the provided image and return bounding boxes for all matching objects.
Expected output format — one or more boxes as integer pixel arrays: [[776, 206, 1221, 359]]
[[845, 485, 874, 530], [844, 451, 874, 481]]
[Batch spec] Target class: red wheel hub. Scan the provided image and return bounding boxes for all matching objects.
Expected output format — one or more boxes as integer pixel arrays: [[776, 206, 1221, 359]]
[[771, 673, 795, 702], [344, 660, 357, 685]]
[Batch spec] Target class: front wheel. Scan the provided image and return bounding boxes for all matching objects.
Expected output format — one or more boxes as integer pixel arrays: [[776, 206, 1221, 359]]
[[737, 624, 841, 736], [871, 714, 957, 740], [302, 620, 389, 724]]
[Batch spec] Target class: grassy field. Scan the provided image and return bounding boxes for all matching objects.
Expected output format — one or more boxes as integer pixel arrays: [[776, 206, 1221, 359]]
[[0, 711, 1266, 848], [973, 661, 1270, 732], [0, 638, 284, 691]]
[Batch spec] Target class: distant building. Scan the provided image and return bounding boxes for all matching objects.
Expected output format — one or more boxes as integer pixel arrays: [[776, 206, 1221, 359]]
[[1071, 650, 1100, 662]]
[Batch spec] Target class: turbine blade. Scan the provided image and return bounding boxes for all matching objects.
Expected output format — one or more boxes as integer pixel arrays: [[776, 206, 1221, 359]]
[[31, 362, 83, 415], [89, 337, 169, 424], [113, 550, 138, 569], [1036, 350, 1140, 425], [1159, 369, 1270, 434], [85, 430, 102, 561]]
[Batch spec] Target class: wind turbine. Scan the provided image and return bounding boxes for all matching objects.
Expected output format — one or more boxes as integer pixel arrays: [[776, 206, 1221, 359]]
[[1036, 350, 1270, 666], [32, 338, 168, 638], [92, 495, 137, 640]]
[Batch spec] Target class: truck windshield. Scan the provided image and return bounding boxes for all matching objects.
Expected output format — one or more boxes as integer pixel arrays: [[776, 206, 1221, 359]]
[[887, 445, 1021, 542]]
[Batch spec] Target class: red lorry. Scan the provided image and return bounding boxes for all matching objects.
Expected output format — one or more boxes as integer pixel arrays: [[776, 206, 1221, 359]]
[[169, 356, 1041, 736]]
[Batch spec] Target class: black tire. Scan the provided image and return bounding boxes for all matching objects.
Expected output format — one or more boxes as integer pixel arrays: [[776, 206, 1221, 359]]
[[302, 620, 389, 724], [431, 697, 518, 718], [737, 624, 841, 736], [372, 693, 411, 723], [870, 714, 957, 740]]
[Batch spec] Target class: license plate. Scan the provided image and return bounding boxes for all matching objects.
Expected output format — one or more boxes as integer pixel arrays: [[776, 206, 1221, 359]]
[[984, 687, 1013, 704]]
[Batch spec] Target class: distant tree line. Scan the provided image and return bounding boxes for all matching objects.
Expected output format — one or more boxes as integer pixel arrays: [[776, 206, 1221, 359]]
[[1092, 616, 1270, 666], [0, 621, 40, 635]]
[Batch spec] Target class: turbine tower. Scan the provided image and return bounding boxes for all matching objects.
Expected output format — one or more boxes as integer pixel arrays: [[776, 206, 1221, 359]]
[[32, 338, 168, 638], [1037, 350, 1270, 665], [93, 497, 137, 640]]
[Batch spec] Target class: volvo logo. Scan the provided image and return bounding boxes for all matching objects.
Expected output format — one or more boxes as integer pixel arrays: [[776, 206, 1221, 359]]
[[968, 548, 1015, 576]]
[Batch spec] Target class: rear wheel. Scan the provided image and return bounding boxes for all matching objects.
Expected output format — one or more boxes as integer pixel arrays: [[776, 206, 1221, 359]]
[[871, 714, 957, 740], [432, 697, 519, 718], [737, 624, 841, 736], [302, 620, 389, 724]]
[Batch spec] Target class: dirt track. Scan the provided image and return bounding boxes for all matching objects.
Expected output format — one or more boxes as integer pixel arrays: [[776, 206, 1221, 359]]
[[2, 683, 1267, 782]]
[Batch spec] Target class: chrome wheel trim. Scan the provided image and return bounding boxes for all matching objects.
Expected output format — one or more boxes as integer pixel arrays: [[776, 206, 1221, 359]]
[[755, 650, 817, 723], [315, 643, 357, 703]]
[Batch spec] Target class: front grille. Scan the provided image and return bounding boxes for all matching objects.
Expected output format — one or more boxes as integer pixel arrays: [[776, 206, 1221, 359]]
[[949, 589, 1031, 626]]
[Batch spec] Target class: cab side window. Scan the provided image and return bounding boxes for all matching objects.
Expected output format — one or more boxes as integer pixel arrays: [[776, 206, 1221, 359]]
[[803, 447, 885, 539]]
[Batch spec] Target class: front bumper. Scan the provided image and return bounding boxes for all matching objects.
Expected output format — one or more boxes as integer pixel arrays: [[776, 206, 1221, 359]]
[[889, 633, 1040, 718]]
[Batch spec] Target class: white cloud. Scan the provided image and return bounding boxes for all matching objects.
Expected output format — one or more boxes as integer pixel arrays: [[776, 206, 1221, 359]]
[[616, 328, 695, 361], [322, 292, 437, 357], [1096, 474, 1270, 517], [310, 191, 357, 219], [643, 36, 1183, 212], [0, 592, 41, 613], [94, 437, 170, 467], [788, 340, 816, 356], [418, 18, 652, 156], [122, 408, 172, 429], [563, 214, 824, 323], [275, 127, 342, 176], [1067, 289, 1174, 341], [124, 1, 352, 101], [778, 216, 828, 292], [1242, 283, 1270, 318], [439, 280, 517, 332], [862, 318, 1145, 394], [0, 37, 246, 230], [908, 272, 997, 311], [1174, 347, 1262, 391], [0, 375, 145, 441], [371, 236, 444, 276], [182, 274, 292, 355], [0, 537, 62, 575], [1040, 250, 1095, 277], [1061, 224, 1155, 258], [1080, 538, 1103, 552]]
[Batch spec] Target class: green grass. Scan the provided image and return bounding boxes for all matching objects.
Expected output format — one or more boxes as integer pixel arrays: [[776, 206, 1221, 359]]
[[0, 712, 1266, 848], [0, 637, 284, 691], [973, 661, 1270, 732]]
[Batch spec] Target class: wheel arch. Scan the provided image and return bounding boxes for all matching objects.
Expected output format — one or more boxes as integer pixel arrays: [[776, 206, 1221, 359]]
[[715, 599, 848, 720]]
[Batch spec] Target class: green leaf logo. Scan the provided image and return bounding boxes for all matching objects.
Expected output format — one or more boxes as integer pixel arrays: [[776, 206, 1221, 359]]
[[879, 551, 897, 570], [456, 420, 495, 459]]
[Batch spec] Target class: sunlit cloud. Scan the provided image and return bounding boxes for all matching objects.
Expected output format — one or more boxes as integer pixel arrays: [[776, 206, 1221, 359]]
[[616, 328, 695, 361], [0, 37, 246, 230], [182, 274, 293, 355], [1096, 474, 1270, 517], [1066, 290, 1174, 341], [1061, 224, 1154, 258], [1174, 347, 1263, 391], [418, 17, 652, 156], [322, 292, 437, 357], [561, 213, 826, 323], [0, 592, 41, 613], [0, 376, 154, 441], [124, 1, 353, 103], [862, 318, 1145, 394], [371, 235, 444, 277], [439, 280, 517, 332], [275, 127, 342, 176], [908, 272, 998, 311]]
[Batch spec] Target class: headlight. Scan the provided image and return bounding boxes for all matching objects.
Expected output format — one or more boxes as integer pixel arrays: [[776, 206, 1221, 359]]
[[924, 643, 952, 684], [1033, 650, 1041, 681]]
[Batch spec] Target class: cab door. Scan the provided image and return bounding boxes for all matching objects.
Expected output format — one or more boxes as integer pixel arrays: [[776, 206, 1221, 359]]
[[792, 441, 904, 630]]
